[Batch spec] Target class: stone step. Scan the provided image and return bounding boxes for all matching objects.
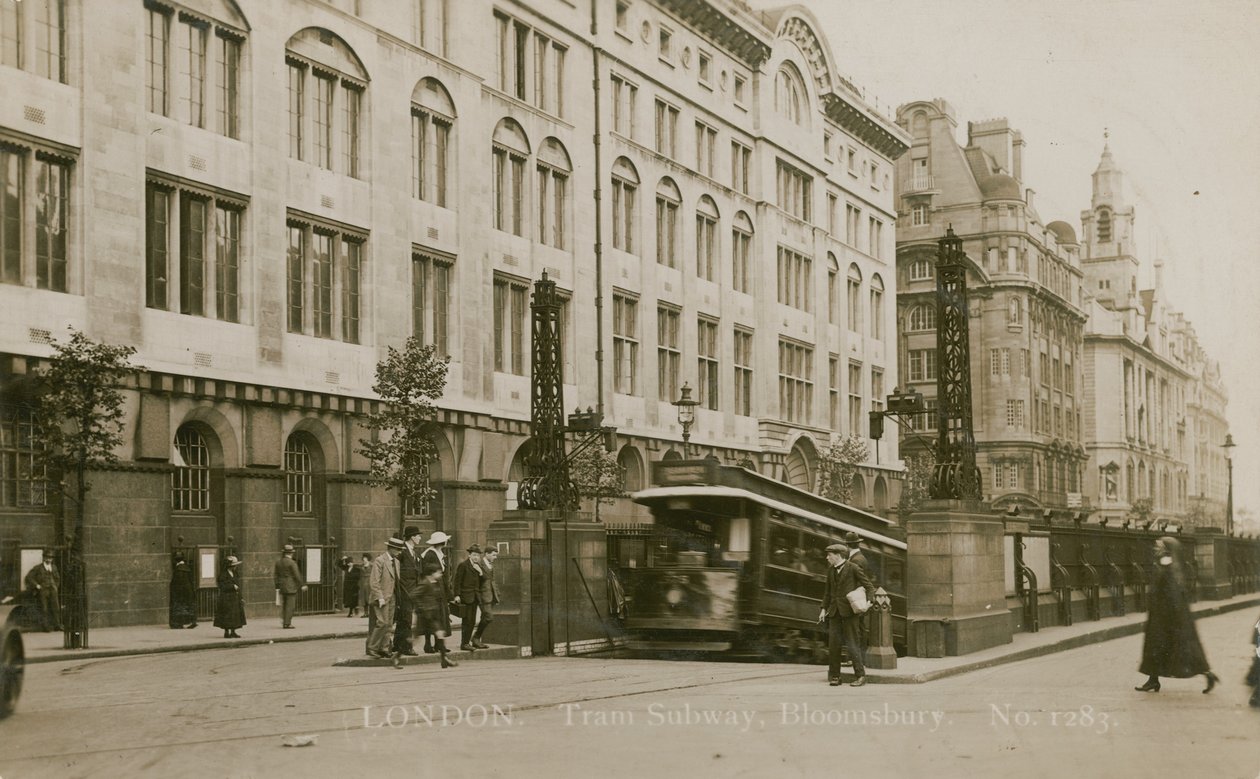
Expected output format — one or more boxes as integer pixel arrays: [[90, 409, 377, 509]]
[[333, 644, 518, 667]]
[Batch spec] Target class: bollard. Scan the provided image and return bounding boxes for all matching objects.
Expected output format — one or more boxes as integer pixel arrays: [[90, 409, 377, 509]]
[[863, 587, 897, 670]]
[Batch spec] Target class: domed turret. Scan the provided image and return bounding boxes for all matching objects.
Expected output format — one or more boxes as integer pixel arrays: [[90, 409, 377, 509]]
[[980, 173, 1021, 201], [1047, 221, 1078, 246]]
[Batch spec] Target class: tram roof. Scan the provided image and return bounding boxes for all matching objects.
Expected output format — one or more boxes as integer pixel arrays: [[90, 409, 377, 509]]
[[631, 485, 907, 551]]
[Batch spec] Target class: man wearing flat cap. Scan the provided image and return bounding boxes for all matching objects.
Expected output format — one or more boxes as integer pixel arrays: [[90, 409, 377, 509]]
[[452, 544, 485, 651], [393, 526, 425, 656], [419, 531, 453, 653], [367, 537, 405, 659], [274, 544, 307, 629], [820, 543, 875, 687]]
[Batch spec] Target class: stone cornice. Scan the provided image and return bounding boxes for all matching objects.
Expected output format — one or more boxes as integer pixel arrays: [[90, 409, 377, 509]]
[[656, 0, 772, 68]]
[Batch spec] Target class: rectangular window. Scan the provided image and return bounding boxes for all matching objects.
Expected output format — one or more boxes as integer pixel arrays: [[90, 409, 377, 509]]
[[654, 99, 679, 159], [214, 204, 240, 322], [537, 162, 568, 249], [908, 349, 937, 382], [657, 305, 680, 402], [697, 51, 712, 86], [313, 73, 335, 170], [343, 83, 362, 179], [733, 73, 747, 105], [694, 121, 717, 178], [730, 141, 751, 195], [287, 224, 305, 333], [615, 1, 629, 33], [144, 183, 168, 308], [846, 273, 862, 332], [658, 25, 672, 63], [697, 317, 719, 410], [312, 231, 334, 338], [870, 284, 884, 340], [775, 160, 812, 221], [148, 7, 170, 115], [655, 194, 678, 268], [34, 0, 65, 83], [848, 362, 863, 434], [611, 73, 637, 138], [733, 328, 752, 417], [496, 12, 564, 115], [34, 158, 67, 292], [778, 340, 813, 424], [412, 108, 451, 206], [612, 292, 639, 395], [868, 218, 883, 259], [0, 1, 20, 70], [287, 62, 305, 160], [285, 217, 365, 340], [776, 246, 811, 311], [829, 355, 840, 430], [492, 146, 527, 236], [178, 18, 207, 128], [695, 209, 716, 281], [0, 404, 47, 508], [1006, 399, 1025, 430], [179, 194, 207, 317], [871, 369, 885, 414], [827, 193, 839, 236], [341, 238, 361, 343], [414, 0, 446, 55], [611, 175, 635, 253], [492, 276, 528, 374], [911, 203, 928, 226], [216, 34, 241, 138], [731, 224, 751, 294]]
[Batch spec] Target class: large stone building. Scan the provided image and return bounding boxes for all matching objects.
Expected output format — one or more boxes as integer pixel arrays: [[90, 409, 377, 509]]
[[893, 99, 1088, 514], [0, 0, 905, 625], [1078, 143, 1230, 528]]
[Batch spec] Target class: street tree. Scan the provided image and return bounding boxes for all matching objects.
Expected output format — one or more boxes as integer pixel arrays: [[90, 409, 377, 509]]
[[357, 338, 449, 524], [817, 435, 870, 505], [34, 328, 139, 645], [897, 452, 936, 518], [570, 444, 625, 507]]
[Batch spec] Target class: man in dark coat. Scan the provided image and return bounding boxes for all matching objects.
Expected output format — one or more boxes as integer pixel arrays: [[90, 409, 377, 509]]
[[451, 544, 484, 650], [393, 526, 424, 655], [844, 532, 872, 649], [213, 556, 246, 638], [24, 550, 61, 631], [169, 553, 198, 628], [273, 544, 307, 629], [819, 543, 875, 687], [472, 546, 502, 648]]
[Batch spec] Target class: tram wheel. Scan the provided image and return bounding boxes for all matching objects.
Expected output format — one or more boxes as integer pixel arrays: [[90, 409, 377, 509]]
[[0, 625, 24, 719]]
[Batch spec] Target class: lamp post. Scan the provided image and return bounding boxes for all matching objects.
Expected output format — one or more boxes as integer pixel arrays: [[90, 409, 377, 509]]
[[673, 382, 699, 457], [1223, 434, 1236, 536]]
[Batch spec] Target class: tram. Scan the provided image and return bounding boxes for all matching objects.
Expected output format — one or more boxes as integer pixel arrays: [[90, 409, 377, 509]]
[[612, 458, 906, 658]]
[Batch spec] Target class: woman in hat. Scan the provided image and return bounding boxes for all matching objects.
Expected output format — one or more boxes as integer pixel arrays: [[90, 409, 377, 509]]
[[1135, 537, 1219, 693], [342, 556, 363, 617], [214, 555, 247, 639], [168, 553, 198, 629]]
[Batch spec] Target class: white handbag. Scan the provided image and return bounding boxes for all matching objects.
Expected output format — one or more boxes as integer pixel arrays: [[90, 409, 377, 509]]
[[845, 586, 871, 615]]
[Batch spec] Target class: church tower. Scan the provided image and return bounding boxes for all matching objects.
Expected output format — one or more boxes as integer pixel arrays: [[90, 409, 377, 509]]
[[1080, 136, 1139, 308]]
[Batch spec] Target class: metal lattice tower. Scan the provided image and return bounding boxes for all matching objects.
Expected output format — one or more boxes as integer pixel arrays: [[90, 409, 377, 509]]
[[518, 272, 577, 510], [930, 227, 982, 501]]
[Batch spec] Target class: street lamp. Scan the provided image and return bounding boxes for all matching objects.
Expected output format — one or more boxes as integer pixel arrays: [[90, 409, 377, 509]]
[[673, 382, 700, 457], [1223, 434, 1236, 536]]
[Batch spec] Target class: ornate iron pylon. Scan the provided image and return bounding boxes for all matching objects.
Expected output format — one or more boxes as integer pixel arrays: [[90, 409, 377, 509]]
[[518, 272, 578, 510], [929, 227, 982, 500]]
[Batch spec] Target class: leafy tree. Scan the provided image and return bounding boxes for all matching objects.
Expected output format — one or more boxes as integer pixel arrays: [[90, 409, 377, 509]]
[[897, 452, 936, 518], [1129, 497, 1155, 525], [357, 338, 449, 519], [817, 435, 870, 504], [570, 444, 624, 506]]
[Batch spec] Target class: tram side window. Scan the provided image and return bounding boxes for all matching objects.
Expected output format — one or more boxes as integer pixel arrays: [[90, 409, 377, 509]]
[[883, 557, 905, 594], [802, 532, 830, 575], [860, 548, 884, 585], [723, 516, 750, 562], [769, 524, 798, 570]]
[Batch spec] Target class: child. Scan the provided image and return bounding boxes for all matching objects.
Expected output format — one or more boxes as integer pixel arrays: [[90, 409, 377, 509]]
[[400, 563, 459, 669]]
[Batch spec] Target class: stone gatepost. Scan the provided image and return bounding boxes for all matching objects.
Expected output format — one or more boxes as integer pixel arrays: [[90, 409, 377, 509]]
[[1193, 527, 1232, 600], [905, 499, 1012, 657]]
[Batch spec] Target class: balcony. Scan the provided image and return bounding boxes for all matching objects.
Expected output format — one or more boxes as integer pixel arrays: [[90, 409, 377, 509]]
[[900, 174, 938, 195]]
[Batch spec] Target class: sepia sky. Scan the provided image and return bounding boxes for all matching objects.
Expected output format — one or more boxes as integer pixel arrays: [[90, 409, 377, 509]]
[[788, 0, 1260, 522]]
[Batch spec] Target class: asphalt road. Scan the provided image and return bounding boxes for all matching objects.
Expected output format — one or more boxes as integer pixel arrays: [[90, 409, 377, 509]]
[[3, 607, 1258, 779]]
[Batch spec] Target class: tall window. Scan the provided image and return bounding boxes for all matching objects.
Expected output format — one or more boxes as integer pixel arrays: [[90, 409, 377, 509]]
[[612, 292, 639, 395], [870, 275, 884, 340], [908, 349, 937, 382], [2, 0, 66, 83], [775, 160, 812, 221], [537, 138, 571, 249], [655, 178, 680, 268], [848, 362, 863, 434], [1, 0, 22, 70], [731, 213, 752, 294], [285, 215, 366, 342], [172, 426, 209, 512], [0, 405, 46, 508], [730, 141, 751, 195], [285, 30, 368, 177], [654, 99, 679, 159], [871, 369, 885, 414], [846, 264, 863, 332], [695, 197, 718, 281], [868, 218, 884, 259], [657, 305, 680, 402], [909, 259, 934, 281], [611, 158, 638, 253], [148, 3, 244, 136], [284, 435, 313, 514], [908, 304, 935, 332], [495, 12, 566, 117], [611, 73, 637, 138], [1006, 400, 1025, 430], [733, 328, 753, 417], [697, 317, 719, 410], [694, 121, 717, 178], [1, 145, 71, 293], [146, 180, 243, 321], [778, 340, 813, 424], [774, 64, 806, 126], [829, 356, 840, 430], [411, 79, 454, 207], [826, 254, 839, 325], [910, 203, 928, 226], [414, 0, 447, 56], [492, 120, 530, 236], [493, 275, 528, 374], [776, 246, 811, 312]]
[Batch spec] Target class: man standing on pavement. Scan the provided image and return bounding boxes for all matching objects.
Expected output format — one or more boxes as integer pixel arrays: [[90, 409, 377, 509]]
[[274, 544, 307, 629], [24, 550, 62, 632], [452, 544, 484, 651], [393, 526, 424, 656], [367, 537, 405, 659], [819, 543, 875, 687], [472, 546, 501, 648], [845, 531, 873, 649], [420, 531, 452, 654]]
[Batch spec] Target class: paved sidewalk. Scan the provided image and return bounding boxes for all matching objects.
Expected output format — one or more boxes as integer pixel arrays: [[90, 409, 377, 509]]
[[20, 592, 1260, 680]]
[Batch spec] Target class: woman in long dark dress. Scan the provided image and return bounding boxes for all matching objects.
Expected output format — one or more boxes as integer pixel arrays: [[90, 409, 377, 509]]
[[1135, 536, 1219, 693], [168, 554, 198, 629], [213, 556, 246, 639], [342, 557, 362, 617]]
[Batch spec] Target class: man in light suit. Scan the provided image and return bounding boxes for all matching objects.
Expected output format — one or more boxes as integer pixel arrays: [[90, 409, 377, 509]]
[[367, 537, 405, 659], [274, 544, 307, 629], [819, 543, 875, 687]]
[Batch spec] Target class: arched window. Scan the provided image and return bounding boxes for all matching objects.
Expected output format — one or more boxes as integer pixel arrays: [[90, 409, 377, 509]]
[[618, 446, 644, 493], [492, 119, 530, 236], [412, 78, 455, 207], [611, 157, 638, 253], [285, 28, 368, 177], [870, 274, 885, 340], [284, 434, 314, 514], [731, 211, 753, 293], [145, 1, 248, 135], [847, 263, 863, 332], [910, 111, 928, 139], [1008, 296, 1023, 326], [909, 258, 934, 281], [827, 253, 840, 325], [173, 426, 210, 512], [537, 138, 571, 249], [908, 304, 936, 332], [655, 177, 681, 268], [695, 195, 719, 281], [775, 63, 807, 126], [1096, 207, 1112, 242]]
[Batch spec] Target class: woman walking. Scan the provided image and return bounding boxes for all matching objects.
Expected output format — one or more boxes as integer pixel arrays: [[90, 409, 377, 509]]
[[213, 555, 247, 639], [1135, 536, 1219, 694]]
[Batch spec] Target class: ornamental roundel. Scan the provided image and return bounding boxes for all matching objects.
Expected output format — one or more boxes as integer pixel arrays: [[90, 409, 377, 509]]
[[640, 20, 652, 43]]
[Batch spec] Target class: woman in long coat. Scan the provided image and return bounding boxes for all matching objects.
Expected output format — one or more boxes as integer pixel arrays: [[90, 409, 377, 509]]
[[342, 557, 363, 617], [168, 554, 198, 629], [1135, 536, 1219, 693], [213, 556, 246, 639]]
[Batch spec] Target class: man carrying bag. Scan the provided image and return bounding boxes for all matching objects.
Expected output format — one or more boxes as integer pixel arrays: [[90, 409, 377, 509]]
[[819, 543, 875, 688]]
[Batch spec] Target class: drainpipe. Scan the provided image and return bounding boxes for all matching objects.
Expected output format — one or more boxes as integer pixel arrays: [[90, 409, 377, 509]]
[[591, 0, 605, 416]]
